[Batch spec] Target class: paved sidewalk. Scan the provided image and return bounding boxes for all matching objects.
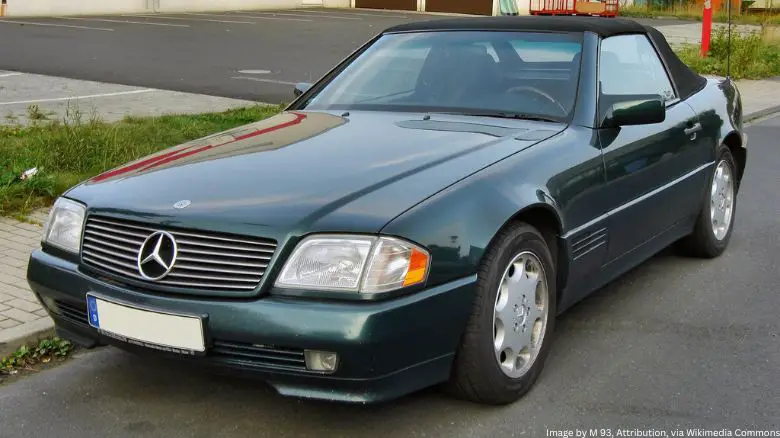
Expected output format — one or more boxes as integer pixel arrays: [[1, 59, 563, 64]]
[[732, 77, 780, 120], [2, 76, 780, 357], [0, 211, 54, 356]]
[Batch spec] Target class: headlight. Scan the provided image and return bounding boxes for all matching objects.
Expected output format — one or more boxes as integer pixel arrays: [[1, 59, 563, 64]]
[[42, 198, 86, 254], [275, 235, 430, 294]]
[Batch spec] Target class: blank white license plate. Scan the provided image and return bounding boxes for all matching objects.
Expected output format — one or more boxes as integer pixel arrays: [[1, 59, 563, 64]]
[[86, 294, 205, 355]]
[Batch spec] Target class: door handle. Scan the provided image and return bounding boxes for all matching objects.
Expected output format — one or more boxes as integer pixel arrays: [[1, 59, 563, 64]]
[[684, 122, 702, 139]]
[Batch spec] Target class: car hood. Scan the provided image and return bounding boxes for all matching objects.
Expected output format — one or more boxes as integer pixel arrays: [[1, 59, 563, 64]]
[[68, 110, 564, 238]]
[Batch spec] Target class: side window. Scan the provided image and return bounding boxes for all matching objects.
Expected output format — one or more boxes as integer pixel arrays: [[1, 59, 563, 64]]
[[599, 34, 676, 102], [509, 40, 582, 62]]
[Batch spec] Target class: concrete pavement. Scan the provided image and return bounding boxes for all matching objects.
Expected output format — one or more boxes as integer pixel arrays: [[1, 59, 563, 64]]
[[1, 70, 256, 126], [1, 114, 778, 435], [730, 77, 780, 121]]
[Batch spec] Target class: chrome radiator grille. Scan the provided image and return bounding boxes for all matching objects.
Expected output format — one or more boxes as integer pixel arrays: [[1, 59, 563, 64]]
[[80, 215, 277, 292]]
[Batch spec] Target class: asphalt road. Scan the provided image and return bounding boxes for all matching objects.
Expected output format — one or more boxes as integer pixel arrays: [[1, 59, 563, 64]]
[[1, 115, 778, 437], [0, 9, 687, 104]]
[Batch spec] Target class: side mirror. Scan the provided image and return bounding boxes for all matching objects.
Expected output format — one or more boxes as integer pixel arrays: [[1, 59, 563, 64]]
[[294, 82, 313, 98], [601, 94, 665, 128]]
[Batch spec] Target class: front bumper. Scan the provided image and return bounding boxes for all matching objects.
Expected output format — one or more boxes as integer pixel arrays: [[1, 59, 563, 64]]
[[27, 249, 476, 404]]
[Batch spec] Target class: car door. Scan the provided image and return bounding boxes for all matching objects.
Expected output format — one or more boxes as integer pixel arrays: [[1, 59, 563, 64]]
[[597, 34, 705, 261]]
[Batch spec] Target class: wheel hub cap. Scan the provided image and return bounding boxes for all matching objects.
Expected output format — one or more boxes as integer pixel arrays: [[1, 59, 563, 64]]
[[513, 304, 527, 330], [710, 160, 735, 241], [492, 251, 549, 379]]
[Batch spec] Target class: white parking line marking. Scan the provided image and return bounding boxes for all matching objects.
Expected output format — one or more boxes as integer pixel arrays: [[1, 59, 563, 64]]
[[0, 72, 23, 78], [0, 20, 114, 31], [229, 10, 361, 20], [59, 17, 191, 27], [238, 70, 271, 74], [0, 89, 156, 106], [295, 9, 410, 18], [185, 12, 313, 22], [231, 76, 298, 86], [131, 14, 256, 24]]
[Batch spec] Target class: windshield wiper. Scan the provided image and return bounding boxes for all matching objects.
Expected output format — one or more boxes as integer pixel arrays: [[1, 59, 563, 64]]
[[463, 112, 561, 123], [435, 111, 561, 123]]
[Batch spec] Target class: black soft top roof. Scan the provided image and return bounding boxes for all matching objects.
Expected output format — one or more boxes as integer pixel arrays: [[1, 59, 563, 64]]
[[384, 16, 647, 37], [384, 16, 707, 100]]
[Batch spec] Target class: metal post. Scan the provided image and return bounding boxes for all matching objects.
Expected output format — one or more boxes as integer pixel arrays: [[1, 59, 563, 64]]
[[701, 0, 713, 57]]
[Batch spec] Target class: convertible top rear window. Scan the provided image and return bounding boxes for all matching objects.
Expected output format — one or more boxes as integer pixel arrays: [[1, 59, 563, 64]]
[[300, 31, 584, 122]]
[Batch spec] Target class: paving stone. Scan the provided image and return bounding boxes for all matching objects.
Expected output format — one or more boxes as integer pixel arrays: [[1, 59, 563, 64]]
[[0, 319, 20, 329], [5, 298, 43, 313], [0, 257, 27, 269], [0, 250, 32, 262], [0, 284, 35, 300], [0, 268, 26, 282], [1, 253, 29, 267], [10, 279, 30, 290], [6, 227, 42, 239], [0, 308, 39, 323], [0, 222, 18, 232], [0, 240, 35, 254], [2, 233, 40, 247], [0, 273, 23, 285], [11, 223, 44, 233]]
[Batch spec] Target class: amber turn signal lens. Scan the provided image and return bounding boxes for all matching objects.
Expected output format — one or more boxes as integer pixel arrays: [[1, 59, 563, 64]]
[[403, 248, 429, 287]]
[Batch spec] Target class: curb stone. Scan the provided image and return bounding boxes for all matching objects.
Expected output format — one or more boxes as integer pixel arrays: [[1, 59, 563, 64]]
[[0, 317, 55, 358], [1, 104, 779, 361], [745, 105, 780, 123]]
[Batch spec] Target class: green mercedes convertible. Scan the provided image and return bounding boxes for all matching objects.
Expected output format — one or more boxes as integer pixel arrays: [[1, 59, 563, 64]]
[[27, 16, 747, 405]]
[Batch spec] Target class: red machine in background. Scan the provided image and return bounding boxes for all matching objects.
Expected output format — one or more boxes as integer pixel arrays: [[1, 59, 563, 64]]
[[529, 0, 619, 17]]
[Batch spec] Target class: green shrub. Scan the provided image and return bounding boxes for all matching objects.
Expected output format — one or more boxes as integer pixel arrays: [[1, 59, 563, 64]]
[[675, 25, 780, 78], [620, 4, 780, 26], [1, 337, 73, 374]]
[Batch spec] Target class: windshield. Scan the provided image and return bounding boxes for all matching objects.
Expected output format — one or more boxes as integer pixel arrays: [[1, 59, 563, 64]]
[[299, 31, 583, 122]]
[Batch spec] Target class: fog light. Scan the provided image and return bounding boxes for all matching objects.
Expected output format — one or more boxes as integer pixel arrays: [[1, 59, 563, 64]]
[[304, 350, 339, 373]]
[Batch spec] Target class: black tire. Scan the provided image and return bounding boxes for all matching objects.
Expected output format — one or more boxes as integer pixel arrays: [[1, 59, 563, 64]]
[[678, 144, 739, 258], [444, 222, 557, 405]]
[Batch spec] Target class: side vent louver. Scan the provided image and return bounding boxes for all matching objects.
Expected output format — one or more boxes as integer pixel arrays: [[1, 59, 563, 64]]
[[571, 228, 608, 260]]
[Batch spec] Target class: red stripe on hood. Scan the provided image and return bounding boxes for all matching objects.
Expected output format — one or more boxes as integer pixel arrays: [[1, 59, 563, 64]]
[[89, 112, 307, 183], [137, 112, 308, 173], [91, 146, 195, 182]]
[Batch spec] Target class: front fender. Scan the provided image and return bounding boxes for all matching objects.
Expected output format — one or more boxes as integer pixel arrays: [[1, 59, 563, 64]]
[[380, 125, 605, 290], [379, 173, 562, 289]]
